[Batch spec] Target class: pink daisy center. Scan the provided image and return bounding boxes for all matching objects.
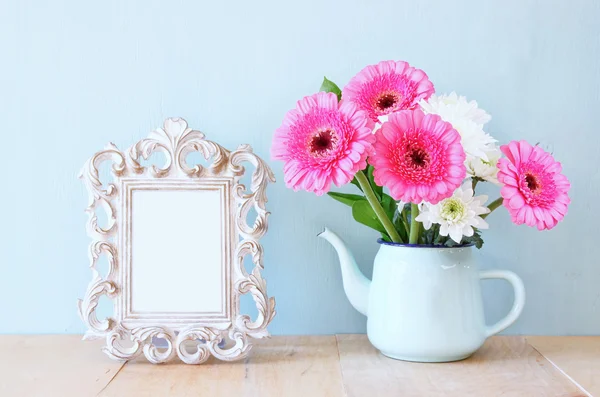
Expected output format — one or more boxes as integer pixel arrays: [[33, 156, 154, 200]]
[[307, 128, 339, 158], [362, 77, 420, 119], [406, 146, 430, 169], [373, 90, 403, 114], [518, 163, 556, 207], [290, 109, 350, 165], [389, 130, 448, 184], [525, 173, 540, 192]]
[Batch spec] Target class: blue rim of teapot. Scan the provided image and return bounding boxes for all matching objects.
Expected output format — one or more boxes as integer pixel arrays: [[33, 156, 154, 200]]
[[377, 238, 475, 248]]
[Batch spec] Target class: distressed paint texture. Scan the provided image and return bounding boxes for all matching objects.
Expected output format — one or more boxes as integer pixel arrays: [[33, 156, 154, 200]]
[[1, 0, 598, 334]]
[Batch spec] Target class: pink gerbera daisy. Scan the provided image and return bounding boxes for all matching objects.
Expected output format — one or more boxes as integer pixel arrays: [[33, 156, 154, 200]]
[[370, 109, 466, 204], [497, 141, 570, 230], [343, 60, 435, 123], [271, 91, 375, 195]]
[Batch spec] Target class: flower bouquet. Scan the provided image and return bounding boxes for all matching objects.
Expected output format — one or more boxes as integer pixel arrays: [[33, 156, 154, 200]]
[[271, 60, 571, 246], [270, 60, 572, 361]]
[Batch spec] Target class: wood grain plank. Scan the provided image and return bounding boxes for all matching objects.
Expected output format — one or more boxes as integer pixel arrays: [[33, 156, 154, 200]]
[[336, 334, 586, 397], [0, 335, 125, 397], [99, 335, 344, 397], [527, 336, 600, 396]]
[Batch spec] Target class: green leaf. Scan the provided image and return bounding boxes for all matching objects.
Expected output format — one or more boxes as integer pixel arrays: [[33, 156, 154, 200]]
[[434, 230, 448, 246], [351, 200, 387, 235], [380, 233, 392, 243], [320, 77, 342, 101], [463, 230, 485, 249], [327, 192, 365, 208], [441, 230, 484, 249], [422, 223, 439, 245], [366, 165, 382, 200], [393, 213, 408, 243], [381, 193, 397, 221], [393, 203, 411, 242]]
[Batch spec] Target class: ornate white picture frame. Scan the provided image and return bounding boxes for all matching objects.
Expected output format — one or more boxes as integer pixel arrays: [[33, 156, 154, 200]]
[[78, 118, 276, 364]]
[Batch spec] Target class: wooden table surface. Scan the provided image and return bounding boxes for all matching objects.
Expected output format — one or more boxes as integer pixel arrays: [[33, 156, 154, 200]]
[[0, 335, 597, 397]]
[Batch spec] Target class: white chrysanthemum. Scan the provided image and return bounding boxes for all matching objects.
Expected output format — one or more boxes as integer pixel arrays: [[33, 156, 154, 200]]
[[420, 92, 491, 126], [420, 93, 496, 161], [416, 182, 490, 244], [466, 146, 501, 185]]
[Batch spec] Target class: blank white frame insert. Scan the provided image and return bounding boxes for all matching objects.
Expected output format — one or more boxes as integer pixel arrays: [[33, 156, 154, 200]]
[[130, 187, 224, 314]]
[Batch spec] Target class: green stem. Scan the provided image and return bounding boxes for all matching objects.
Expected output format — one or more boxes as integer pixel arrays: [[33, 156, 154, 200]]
[[355, 171, 402, 243], [471, 178, 478, 191], [481, 197, 503, 219], [409, 203, 420, 244]]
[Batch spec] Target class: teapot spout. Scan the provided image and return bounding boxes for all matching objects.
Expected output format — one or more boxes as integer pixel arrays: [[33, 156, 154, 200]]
[[318, 227, 370, 316]]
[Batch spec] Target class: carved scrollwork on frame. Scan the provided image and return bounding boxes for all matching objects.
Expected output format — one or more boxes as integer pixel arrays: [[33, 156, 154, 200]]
[[78, 118, 276, 364]]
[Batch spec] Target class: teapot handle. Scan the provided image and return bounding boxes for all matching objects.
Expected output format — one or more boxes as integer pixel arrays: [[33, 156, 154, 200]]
[[479, 270, 526, 338]]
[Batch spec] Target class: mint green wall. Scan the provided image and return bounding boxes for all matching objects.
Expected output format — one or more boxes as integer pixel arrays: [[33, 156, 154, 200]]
[[1, 0, 598, 334]]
